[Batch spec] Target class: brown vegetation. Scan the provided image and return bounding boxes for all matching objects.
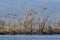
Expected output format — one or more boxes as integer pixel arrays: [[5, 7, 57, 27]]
[[0, 9, 60, 35]]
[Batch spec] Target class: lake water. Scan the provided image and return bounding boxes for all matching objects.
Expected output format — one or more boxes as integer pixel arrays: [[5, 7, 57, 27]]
[[0, 35, 60, 40]]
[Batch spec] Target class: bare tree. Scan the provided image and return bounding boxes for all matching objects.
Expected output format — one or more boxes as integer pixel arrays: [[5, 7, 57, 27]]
[[40, 15, 49, 34], [14, 10, 21, 34], [24, 10, 37, 34], [40, 8, 49, 34], [0, 20, 5, 27], [56, 13, 60, 26]]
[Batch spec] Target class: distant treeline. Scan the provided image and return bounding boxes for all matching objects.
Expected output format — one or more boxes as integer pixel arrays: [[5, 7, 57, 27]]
[[0, 9, 60, 35]]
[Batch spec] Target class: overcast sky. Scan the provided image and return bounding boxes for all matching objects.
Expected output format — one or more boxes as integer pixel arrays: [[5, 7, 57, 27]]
[[0, 0, 60, 23]]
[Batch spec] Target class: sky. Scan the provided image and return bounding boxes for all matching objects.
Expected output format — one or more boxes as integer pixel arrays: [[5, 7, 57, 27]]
[[0, 0, 60, 23]]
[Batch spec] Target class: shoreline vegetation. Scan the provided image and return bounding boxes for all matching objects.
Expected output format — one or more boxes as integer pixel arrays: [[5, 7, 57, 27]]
[[0, 9, 60, 35]]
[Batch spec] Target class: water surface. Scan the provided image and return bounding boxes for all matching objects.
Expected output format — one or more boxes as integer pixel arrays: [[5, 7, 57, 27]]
[[0, 35, 60, 40]]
